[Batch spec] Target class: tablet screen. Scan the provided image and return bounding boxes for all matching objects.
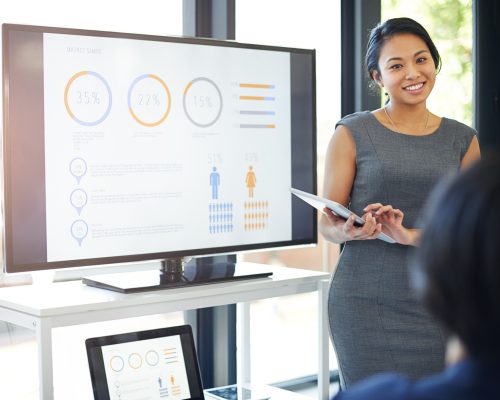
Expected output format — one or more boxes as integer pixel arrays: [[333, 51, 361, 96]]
[[86, 325, 204, 400]]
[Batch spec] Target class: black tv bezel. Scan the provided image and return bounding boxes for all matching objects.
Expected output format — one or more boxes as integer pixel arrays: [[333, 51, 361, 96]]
[[2, 23, 317, 274]]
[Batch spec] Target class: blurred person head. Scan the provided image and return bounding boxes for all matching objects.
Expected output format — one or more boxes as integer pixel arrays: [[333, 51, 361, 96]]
[[413, 154, 500, 363]]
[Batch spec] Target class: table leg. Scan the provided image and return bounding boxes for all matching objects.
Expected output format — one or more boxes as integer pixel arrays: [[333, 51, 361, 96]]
[[318, 280, 330, 400], [35, 317, 54, 400], [236, 302, 251, 384]]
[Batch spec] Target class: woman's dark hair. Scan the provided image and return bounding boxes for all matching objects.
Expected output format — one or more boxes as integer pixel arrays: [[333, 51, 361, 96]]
[[413, 154, 500, 362], [365, 17, 442, 89]]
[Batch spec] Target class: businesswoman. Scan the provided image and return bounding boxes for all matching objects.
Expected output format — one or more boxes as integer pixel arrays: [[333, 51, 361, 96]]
[[334, 155, 500, 400], [319, 17, 480, 388]]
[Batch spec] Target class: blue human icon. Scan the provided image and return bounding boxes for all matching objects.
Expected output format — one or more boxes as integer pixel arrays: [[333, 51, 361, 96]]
[[210, 166, 220, 199]]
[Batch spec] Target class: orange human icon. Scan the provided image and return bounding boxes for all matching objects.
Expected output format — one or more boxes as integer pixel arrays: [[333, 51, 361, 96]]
[[245, 165, 257, 198], [170, 374, 175, 385]]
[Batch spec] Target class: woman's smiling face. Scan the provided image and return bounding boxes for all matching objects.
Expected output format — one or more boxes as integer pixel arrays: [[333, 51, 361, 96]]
[[373, 33, 437, 106]]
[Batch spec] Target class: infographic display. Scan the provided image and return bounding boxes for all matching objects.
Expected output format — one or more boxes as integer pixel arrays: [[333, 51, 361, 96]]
[[101, 335, 191, 400], [43, 33, 292, 262]]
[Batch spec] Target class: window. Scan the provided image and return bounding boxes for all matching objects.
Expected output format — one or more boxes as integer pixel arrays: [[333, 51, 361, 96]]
[[237, 0, 341, 384], [0, 0, 182, 36]]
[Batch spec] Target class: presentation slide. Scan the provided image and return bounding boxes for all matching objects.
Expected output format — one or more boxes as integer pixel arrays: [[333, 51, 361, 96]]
[[101, 335, 191, 400], [43, 33, 292, 262]]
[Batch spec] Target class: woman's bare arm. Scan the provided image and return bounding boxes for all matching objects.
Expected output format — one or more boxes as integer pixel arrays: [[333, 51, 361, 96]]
[[319, 125, 382, 243]]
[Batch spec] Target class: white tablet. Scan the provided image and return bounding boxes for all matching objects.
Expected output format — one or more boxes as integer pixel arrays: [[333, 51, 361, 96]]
[[291, 188, 396, 244]]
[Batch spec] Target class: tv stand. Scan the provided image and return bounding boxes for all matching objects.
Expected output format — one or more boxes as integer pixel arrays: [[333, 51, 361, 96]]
[[160, 257, 187, 283], [82, 260, 273, 293], [0, 264, 330, 400]]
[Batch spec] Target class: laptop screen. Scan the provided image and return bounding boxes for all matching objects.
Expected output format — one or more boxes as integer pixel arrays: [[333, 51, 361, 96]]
[[86, 325, 204, 400]]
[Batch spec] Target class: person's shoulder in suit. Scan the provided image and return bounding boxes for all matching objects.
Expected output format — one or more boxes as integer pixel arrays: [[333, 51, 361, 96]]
[[332, 373, 413, 400], [332, 360, 500, 400]]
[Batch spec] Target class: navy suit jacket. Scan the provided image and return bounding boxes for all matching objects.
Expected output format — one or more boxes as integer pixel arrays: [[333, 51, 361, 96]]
[[333, 359, 500, 400]]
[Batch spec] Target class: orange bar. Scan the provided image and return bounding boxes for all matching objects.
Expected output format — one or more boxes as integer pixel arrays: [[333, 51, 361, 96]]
[[240, 95, 265, 100], [267, 124, 276, 128], [239, 83, 273, 88]]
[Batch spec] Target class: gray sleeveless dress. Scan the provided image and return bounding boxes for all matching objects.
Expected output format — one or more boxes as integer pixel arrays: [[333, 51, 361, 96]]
[[328, 111, 476, 388]]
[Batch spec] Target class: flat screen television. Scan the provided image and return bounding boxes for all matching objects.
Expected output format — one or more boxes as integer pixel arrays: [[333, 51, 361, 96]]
[[1, 23, 317, 291]]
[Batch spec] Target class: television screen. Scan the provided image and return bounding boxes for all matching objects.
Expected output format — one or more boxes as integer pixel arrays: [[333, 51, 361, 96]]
[[2, 23, 316, 274]]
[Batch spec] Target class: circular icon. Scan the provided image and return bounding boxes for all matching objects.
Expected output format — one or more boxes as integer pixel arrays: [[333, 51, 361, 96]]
[[128, 352, 143, 369], [109, 356, 125, 372], [128, 74, 171, 127], [69, 157, 87, 184], [70, 189, 88, 215], [145, 350, 159, 366], [64, 71, 112, 126], [183, 77, 223, 127], [70, 219, 88, 246]]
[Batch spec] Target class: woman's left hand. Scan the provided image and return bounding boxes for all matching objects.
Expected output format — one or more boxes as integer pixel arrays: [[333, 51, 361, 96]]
[[363, 203, 419, 245]]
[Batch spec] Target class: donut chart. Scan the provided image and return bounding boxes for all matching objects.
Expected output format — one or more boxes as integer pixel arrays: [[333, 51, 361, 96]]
[[128, 74, 172, 127], [109, 356, 125, 372], [128, 352, 143, 369], [183, 77, 223, 127], [145, 350, 160, 366], [64, 71, 112, 126]]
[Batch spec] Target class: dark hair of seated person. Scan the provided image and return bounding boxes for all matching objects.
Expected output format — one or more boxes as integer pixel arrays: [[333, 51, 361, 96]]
[[413, 154, 500, 363]]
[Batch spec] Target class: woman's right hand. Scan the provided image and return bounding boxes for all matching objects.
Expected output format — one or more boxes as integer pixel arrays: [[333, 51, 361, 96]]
[[320, 207, 382, 243]]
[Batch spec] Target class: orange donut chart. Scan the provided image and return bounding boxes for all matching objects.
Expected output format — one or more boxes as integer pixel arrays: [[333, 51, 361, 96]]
[[128, 74, 171, 127], [128, 352, 143, 369]]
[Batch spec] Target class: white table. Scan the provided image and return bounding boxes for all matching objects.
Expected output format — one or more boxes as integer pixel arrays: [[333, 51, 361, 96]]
[[0, 263, 330, 400]]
